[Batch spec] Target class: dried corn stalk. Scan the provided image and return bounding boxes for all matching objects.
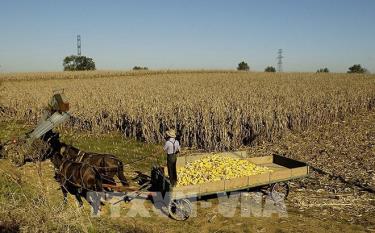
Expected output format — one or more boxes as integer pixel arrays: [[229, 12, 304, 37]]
[[1, 71, 374, 150]]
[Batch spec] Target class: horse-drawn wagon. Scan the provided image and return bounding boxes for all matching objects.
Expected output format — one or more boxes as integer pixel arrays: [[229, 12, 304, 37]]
[[118, 151, 309, 221]]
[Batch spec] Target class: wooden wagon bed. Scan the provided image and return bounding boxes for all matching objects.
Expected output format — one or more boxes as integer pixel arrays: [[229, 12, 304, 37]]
[[155, 151, 309, 199]]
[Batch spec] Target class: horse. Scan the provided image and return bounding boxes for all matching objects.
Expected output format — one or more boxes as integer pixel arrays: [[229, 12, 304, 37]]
[[41, 130, 129, 188], [50, 152, 103, 214], [59, 143, 129, 187]]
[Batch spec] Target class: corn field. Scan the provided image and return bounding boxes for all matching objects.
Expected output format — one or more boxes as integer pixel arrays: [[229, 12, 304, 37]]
[[1, 71, 375, 150]]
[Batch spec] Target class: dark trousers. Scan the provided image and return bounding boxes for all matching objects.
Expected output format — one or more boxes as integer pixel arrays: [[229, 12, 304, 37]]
[[167, 153, 177, 187]]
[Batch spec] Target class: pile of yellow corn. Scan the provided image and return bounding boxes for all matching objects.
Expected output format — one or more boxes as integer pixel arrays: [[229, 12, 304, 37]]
[[177, 155, 271, 186]]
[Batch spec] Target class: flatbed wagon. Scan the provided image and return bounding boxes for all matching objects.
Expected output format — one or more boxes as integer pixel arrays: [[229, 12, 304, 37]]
[[149, 151, 309, 220]]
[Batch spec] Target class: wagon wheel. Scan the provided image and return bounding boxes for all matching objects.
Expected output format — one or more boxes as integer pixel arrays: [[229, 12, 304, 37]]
[[168, 198, 192, 221], [270, 182, 289, 203]]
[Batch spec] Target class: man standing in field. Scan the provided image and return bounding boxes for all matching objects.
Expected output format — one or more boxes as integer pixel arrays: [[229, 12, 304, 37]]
[[164, 129, 180, 187]]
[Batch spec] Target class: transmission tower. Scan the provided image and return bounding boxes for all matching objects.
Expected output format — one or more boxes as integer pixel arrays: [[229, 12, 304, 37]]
[[277, 49, 284, 72], [77, 35, 81, 56]]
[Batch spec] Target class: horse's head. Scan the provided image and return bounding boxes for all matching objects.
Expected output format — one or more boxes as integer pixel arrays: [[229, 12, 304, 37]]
[[59, 144, 69, 157], [50, 151, 64, 168], [41, 130, 62, 151], [59, 144, 80, 160]]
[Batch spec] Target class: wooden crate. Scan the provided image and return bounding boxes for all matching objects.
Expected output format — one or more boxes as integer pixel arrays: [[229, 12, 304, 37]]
[[200, 180, 225, 194], [224, 176, 249, 190], [248, 172, 271, 186], [173, 184, 200, 199], [168, 153, 309, 196]]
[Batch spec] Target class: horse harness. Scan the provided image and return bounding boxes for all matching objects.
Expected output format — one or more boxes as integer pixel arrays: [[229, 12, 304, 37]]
[[77, 150, 86, 163], [56, 159, 91, 192], [59, 144, 124, 185], [65, 145, 118, 169]]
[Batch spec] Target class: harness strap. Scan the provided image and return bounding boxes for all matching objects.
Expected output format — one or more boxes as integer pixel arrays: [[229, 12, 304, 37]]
[[77, 150, 85, 163], [57, 163, 89, 191], [80, 164, 90, 190], [59, 159, 68, 172]]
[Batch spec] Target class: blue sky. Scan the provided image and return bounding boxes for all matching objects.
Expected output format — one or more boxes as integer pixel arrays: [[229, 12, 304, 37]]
[[0, 0, 374, 72]]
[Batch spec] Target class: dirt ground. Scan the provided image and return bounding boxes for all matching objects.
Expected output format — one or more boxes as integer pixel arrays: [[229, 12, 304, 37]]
[[0, 110, 374, 232]]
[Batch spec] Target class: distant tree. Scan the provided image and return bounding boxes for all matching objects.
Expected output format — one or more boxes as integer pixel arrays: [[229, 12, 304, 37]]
[[317, 68, 330, 73], [347, 64, 367, 74], [132, 66, 148, 70], [63, 55, 96, 71], [264, 66, 276, 72], [237, 61, 250, 71]]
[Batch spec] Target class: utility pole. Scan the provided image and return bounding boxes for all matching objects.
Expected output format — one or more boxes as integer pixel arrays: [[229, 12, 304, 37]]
[[277, 49, 284, 72], [77, 35, 81, 56]]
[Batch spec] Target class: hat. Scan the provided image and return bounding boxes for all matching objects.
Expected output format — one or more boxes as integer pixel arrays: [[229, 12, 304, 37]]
[[166, 129, 176, 138]]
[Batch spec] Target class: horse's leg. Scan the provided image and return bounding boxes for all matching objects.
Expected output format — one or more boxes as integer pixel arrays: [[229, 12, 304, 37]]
[[61, 186, 68, 204], [104, 176, 116, 185], [116, 160, 129, 186], [75, 194, 84, 207], [102, 175, 116, 191]]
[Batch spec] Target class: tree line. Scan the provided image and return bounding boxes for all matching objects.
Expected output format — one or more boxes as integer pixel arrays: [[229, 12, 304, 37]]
[[237, 61, 369, 74], [62, 55, 369, 74]]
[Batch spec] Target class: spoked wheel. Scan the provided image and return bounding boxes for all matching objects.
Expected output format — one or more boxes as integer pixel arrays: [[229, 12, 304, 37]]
[[168, 198, 192, 221], [270, 182, 289, 203]]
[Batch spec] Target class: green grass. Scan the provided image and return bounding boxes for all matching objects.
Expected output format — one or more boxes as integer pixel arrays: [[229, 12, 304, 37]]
[[0, 120, 31, 142], [60, 129, 165, 172]]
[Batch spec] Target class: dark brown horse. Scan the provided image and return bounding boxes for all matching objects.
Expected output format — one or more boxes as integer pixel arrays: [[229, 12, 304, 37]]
[[51, 152, 103, 213], [41, 130, 128, 188], [59, 143, 128, 187]]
